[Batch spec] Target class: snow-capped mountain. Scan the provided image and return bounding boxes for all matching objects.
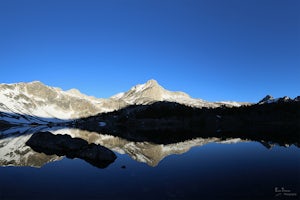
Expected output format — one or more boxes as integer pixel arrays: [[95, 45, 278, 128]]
[[0, 79, 245, 124], [111, 79, 206, 106], [110, 79, 244, 107], [258, 95, 297, 104], [0, 81, 125, 124]]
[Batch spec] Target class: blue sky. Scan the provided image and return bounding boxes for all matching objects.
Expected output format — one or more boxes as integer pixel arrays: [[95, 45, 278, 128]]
[[0, 0, 299, 102]]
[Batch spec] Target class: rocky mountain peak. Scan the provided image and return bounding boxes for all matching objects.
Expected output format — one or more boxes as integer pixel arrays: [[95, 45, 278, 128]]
[[131, 79, 163, 92], [144, 79, 159, 87], [122, 79, 165, 103], [26, 81, 54, 90], [67, 88, 83, 96], [111, 79, 215, 107], [278, 96, 292, 103], [258, 95, 299, 104], [28, 80, 44, 85], [258, 95, 274, 104]]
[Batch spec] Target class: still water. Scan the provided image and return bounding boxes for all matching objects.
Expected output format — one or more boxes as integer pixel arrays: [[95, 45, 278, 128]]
[[0, 127, 299, 199]]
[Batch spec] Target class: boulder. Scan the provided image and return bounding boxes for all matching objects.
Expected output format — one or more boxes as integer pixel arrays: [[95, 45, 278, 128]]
[[26, 131, 116, 168]]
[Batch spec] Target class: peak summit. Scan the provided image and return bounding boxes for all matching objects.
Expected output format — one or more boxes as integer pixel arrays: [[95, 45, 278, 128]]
[[130, 79, 163, 93], [263, 95, 273, 100], [259, 95, 274, 104], [26, 80, 47, 87], [111, 79, 206, 106], [67, 88, 82, 95], [145, 79, 159, 86], [258, 95, 297, 104], [131, 79, 162, 92], [29, 80, 44, 84]]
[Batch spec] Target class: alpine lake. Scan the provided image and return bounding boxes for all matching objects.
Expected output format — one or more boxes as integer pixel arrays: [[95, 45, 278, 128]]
[[0, 126, 299, 200]]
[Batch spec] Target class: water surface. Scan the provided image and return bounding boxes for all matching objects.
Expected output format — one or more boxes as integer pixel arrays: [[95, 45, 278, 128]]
[[0, 127, 299, 199]]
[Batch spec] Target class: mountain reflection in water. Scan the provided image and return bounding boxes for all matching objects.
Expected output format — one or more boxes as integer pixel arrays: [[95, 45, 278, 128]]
[[26, 131, 117, 168], [0, 126, 299, 168], [1, 126, 299, 199]]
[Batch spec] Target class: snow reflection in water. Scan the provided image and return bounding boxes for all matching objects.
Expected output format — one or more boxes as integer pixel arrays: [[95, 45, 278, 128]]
[[0, 126, 299, 199]]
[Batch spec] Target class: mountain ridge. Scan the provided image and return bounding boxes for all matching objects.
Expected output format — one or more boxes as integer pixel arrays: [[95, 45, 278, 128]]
[[1, 79, 296, 124]]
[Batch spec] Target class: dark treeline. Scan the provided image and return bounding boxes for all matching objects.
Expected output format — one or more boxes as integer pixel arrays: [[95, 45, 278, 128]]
[[1, 100, 299, 145], [76, 101, 300, 145]]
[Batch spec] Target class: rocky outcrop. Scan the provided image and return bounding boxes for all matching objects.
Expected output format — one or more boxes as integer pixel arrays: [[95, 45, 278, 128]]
[[26, 131, 117, 168]]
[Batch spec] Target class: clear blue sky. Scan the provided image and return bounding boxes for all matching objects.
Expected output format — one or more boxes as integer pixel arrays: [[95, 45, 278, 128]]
[[0, 0, 299, 102]]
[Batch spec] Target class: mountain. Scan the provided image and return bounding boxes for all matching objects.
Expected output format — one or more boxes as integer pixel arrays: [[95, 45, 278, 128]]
[[0, 81, 126, 124], [258, 95, 295, 104], [0, 79, 245, 124], [111, 79, 210, 106], [110, 79, 244, 107], [258, 95, 274, 104]]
